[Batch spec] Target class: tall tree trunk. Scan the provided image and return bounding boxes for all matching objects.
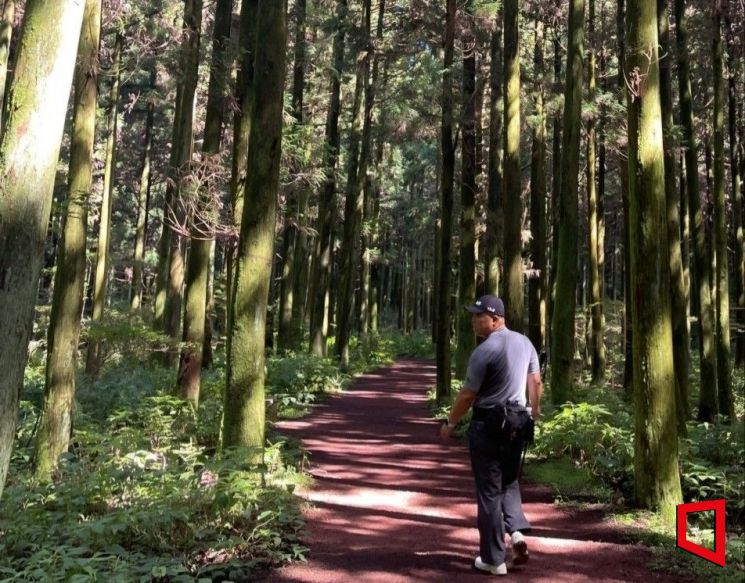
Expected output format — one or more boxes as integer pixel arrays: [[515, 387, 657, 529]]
[[368, 62, 388, 335], [86, 33, 122, 376], [528, 19, 547, 355], [550, 0, 584, 404], [223, 0, 287, 454], [658, 0, 689, 433], [503, 0, 523, 332], [619, 0, 634, 398], [675, 0, 718, 421], [130, 83, 155, 312], [227, 0, 258, 347], [0, 0, 85, 500], [436, 0, 456, 404], [586, 0, 605, 382], [310, 0, 347, 357], [278, 0, 309, 352], [547, 10, 562, 353], [455, 0, 477, 377], [177, 0, 231, 409], [34, 0, 101, 480], [162, 0, 202, 350], [728, 2, 745, 368], [626, 0, 682, 521], [336, 0, 372, 370], [485, 15, 503, 297], [712, 0, 733, 418], [360, 7, 387, 339], [0, 0, 14, 133]]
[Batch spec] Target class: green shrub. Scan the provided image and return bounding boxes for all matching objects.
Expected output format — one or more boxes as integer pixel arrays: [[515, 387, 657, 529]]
[[266, 352, 347, 414], [533, 401, 634, 491]]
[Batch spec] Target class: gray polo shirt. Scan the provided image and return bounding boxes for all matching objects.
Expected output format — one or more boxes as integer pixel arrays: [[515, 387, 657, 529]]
[[464, 327, 540, 408]]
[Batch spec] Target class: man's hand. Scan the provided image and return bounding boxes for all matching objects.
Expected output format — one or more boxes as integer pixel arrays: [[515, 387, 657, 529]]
[[440, 420, 454, 441]]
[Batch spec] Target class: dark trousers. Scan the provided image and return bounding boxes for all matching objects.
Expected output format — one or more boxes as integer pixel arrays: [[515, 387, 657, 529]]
[[468, 419, 531, 565]]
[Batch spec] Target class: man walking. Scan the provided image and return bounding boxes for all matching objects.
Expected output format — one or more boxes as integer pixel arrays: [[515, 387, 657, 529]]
[[440, 294, 543, 576]]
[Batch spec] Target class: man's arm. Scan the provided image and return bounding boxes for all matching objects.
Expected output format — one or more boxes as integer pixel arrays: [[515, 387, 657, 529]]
[[440, 387, 477, 440], [527, 372, 543, 418]]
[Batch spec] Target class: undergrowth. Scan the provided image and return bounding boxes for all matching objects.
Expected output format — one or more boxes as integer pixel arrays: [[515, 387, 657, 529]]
[[3, 326, 430, 581]]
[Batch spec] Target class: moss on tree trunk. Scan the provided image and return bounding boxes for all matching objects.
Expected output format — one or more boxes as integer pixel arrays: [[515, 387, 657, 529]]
[[502, 0, 523, 333], [550, 0, 584, 404], [34, 0, 101, 480], [675, 0, 718, 421], [86, 33, 121, 376], [658, 0, 689, 433], [223, 0, 287, 454], [485, 17, 503, 298], [178, 0, 231, 409], [0, 0, 85, 499], [626, 0, 682, 522]]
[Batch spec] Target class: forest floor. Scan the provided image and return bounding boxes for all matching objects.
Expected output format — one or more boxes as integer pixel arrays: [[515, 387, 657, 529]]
[[261, 359, 687, 583]]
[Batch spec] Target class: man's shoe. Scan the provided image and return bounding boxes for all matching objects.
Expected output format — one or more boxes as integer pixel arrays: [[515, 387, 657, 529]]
[[511, 531, 529, 565], [474, 556, 507, 576]]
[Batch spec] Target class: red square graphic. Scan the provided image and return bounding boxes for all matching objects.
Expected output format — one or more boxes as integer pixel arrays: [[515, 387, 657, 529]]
[[676, 499, 726, 567]]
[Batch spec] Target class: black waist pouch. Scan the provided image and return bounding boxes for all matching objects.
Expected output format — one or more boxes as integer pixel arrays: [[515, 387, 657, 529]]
[[474, 404, 534, 443]]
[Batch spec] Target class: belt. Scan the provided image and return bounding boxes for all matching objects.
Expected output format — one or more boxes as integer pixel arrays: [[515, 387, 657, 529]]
[[472, 403, 526, 421]]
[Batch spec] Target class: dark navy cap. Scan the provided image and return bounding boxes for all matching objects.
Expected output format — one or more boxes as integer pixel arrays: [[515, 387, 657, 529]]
[[465, 294, 505, 317]]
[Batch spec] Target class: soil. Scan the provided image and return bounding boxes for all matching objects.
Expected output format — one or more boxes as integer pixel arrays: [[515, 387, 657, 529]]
[[262, 359, 683, 582]]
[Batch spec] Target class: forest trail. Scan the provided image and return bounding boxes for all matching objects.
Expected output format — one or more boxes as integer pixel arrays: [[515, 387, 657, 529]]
[[263, 360, 679, 583]]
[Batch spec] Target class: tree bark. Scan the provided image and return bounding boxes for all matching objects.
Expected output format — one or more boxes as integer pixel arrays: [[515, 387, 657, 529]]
[[626, 0, 682, 521], [502, 0, 523, 332], [586, 0, 605, 382], [550, 0, 584, 404], [223, 0, 287, 454], [177, 0, 231, 409], [528, 20, 547, 356], [226, 0, 258, 345], [336, 0, 372, 370], [310, 0, 347, 357], [658, 0, 689, 433], [485, 15, 503, 297], [0, 0, 15, 133], [278, 0, 309, 352], [712, 0, 733, 418], [0, 0, 85, 500], [619, 0, 634, 398], [547, 9, 562, 353], [455, 0, 477, 377], [154, 0, 203, 346], [436, 0, 456, 404], [86, 32, 122, 376], [675, 0, 718, 421], [728, 1, 744, 368], [130, 78, 155, 312], [34, 0, 101, 480]]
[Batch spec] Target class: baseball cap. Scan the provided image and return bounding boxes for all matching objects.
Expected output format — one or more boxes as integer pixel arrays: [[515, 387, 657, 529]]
[[465, 294, 505, 317]]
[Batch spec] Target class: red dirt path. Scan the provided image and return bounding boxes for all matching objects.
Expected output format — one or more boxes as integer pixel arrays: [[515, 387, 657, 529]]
[[263, 359, 682, 582]]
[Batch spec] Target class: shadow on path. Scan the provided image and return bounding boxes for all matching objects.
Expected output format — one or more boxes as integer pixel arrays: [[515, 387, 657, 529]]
[[263, 359, 681, 582]]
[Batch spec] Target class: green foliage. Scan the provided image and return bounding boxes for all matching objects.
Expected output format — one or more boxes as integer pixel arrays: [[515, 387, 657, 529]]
[[3, 350, 323, 582], [348, 330, 434, 373], [680, 422, 745, 527], [266, 352, 348, 414], [533, 401, 634, 493], [82, 310, 179, 369]]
